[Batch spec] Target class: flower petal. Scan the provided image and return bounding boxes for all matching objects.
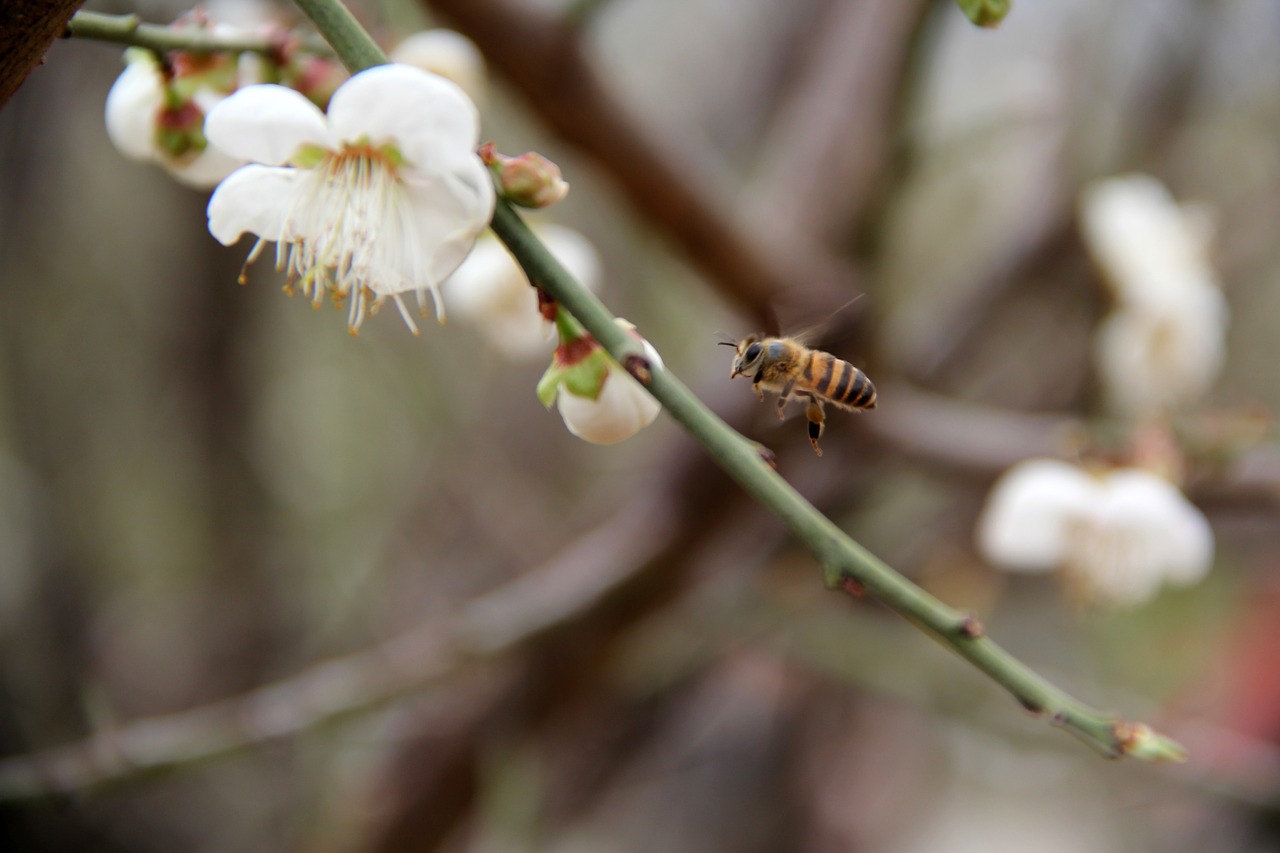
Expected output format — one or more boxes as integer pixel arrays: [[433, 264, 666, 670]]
[[165, 138, 245, 189], [207, 164, 303, 245], [327, 65, 481, 173], [105, 58, 163, 162], [976, 459, 1098, 572], [205, 84, 331, 165], [389, 29, 487, 106], [375, 156, 494, 296]]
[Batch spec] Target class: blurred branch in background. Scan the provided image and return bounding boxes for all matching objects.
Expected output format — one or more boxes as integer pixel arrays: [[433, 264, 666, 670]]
[[424, 0, 863, 328]]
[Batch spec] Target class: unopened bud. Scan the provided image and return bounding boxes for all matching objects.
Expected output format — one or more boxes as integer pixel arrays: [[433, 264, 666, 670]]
[[1113, 721, 1188, 763], [482, 146, 570, 208], [957, 0, 1011, 27]]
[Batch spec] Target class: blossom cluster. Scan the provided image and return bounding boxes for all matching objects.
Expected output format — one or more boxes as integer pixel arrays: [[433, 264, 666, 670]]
[[103, 10, 663, 446], [975, 174, 1226, 607]]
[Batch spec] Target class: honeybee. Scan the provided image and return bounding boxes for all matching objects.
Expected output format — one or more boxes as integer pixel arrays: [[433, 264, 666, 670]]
[[722, 335, 876, 456]]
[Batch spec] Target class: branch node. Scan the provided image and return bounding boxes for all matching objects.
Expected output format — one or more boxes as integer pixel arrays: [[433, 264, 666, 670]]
[[838, 574, 867, 599], [623, 353, 652, 386], [956, 613, 985, 638]]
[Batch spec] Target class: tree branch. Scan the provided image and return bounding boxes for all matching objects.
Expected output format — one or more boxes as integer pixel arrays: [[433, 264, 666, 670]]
[[63, 10, 332, 58], [0, 0, 83, 110]]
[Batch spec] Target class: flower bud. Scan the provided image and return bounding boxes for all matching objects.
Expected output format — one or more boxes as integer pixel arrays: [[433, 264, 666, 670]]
[[481, 146, 570, 208], [536, 317, 663, 445], [957, 0, 1011, 27], [1113, 722, 1188, 763]]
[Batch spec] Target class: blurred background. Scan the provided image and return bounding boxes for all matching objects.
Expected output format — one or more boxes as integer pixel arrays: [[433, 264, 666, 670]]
[[2, 0, 1280, 850]]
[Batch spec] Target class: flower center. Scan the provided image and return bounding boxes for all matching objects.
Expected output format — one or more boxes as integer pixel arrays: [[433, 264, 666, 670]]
[[278, 142, 414, 333]]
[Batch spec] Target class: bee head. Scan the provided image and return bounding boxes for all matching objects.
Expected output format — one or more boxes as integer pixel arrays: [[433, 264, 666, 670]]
[[725, 335, 765, 378]]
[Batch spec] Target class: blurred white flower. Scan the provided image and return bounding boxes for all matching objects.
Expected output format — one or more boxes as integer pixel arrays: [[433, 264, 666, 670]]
[[205, 64, 495, 333], [539, 319, 663, 445], [390, 29, 487, 107], [1093, 282, 1228, 416], [977, 458, 1213, 605], [445, 225, 601, 359], [1078, 174, 1228, 416], [104, 51, 244, 188]]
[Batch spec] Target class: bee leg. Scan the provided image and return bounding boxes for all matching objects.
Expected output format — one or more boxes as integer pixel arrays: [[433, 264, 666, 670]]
[[752, 382, 765, 403], [775, 379, 795, 420], [804, 398, 825, 456]]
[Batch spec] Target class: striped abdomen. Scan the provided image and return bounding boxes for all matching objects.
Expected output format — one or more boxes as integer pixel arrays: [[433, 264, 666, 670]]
[[801, 350, 877, 410]]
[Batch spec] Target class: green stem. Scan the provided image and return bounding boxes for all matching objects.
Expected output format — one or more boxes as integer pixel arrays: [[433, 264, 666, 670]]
[[65, 11, 332, 57], [292, 0, 1182, 762], [291, 0, 388, 73]]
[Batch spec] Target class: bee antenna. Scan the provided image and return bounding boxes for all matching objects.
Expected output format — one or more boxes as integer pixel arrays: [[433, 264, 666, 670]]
[[716, 340, 738, 347], [713, 330, 738, 346]]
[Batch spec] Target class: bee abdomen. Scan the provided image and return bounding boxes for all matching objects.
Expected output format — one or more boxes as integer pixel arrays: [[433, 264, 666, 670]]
[[828, 359, 877, 409]]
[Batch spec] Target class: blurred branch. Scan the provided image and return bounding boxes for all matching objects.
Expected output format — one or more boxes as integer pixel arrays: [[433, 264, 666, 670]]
[[0, 0, 83, 109], [748, 0, 929, 247], [0, 502, 677, 801], [491, 198, 1183, 762], [63, 10, 333, 57], [424, 0, 859, 326]]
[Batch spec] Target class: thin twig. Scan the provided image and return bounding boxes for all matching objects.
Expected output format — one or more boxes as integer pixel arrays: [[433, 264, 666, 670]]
[[64, 10, 332, 58]]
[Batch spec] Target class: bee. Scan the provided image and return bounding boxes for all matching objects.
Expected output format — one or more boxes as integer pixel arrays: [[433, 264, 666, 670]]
[[722, 335, 876, 456]]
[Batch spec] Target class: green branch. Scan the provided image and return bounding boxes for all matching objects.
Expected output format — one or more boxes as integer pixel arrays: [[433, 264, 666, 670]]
[[65, 10, 332, 57], [294, 0, 1182, 762]]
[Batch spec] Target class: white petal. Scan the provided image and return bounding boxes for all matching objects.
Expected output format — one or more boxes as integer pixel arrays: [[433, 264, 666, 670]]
[[207, 164, 303, 245], [389, 30, 487, 106], [105, 58, 163, 162], [205, 84, 331, 165], [446, 225, 602, 359], [165, 138, 245, 189], [557, 335, 663, 444], [1095, 284, 1228, 416], [539, 225, 604, 293], [976, 459, 1099, 572], [328, 65, 480, 173], [381, 156, 494, 295], [1089, 470, 1213, 593]]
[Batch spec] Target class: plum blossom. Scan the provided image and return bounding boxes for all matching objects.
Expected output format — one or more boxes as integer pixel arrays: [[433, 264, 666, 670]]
[[1078, 175, 1228, 416], [105, 49, 246, 188], [537, 319, 663, 445], [445, 225, 601, 359], [977, 458, 1213, 605], [204, 64, 495, 333]]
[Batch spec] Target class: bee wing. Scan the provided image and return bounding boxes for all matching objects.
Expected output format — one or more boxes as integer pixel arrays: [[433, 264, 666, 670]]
[[785, 295, 866, 348]]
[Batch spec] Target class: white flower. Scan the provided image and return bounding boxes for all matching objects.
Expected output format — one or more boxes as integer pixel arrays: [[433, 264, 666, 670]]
[[977, 458, 1213, 605], [104, 51, 244, 188], [1093, 281, 1228, 416], [1078, 174, 1228, 416], [390, 29, 487, 107], [445, 225, 601, 358], [205, 64, 495, 333]]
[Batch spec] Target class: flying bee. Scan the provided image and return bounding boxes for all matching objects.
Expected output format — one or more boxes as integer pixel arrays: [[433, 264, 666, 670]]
[[721, 335, 876, 456]]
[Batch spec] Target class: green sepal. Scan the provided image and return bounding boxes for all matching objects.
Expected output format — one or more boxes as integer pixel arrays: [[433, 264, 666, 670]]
[[536, 361, 562, 409], [957, 0, 1011, 27], [561, 349, 611, 401], [535, 347, 611, 408]]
